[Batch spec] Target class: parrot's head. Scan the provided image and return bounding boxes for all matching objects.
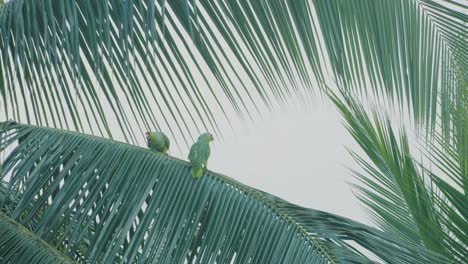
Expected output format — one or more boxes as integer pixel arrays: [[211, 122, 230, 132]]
[[198, 133, 214, 143], [145, 132, 152, 140]]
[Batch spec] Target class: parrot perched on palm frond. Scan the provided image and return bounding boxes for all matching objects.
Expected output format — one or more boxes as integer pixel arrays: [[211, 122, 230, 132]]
[[189, 133, 214, 178], [145, 131, 170, 154]]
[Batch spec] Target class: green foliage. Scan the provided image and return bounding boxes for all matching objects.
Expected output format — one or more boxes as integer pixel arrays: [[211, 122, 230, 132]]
[[0, 212, 75, 264], [0, 122, 445, 263], [0, 0, 466, 262], [329, 90, 467, 263], [0, 0, 465, 143]]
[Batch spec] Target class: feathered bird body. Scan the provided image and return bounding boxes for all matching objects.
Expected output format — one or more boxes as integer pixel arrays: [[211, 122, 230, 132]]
[[189, 133, 214, 178], [146, 132, 170, 154]]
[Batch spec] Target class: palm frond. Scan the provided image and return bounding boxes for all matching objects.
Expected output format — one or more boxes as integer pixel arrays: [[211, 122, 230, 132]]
[[0, 211, 75, 264], [422, 124, 467, 260], [446, 70, 467, 192], [1, 0, 466, 142], [329, 90, 466, 262], [0, 179, 10, 212], [0, 122, 445, 263]]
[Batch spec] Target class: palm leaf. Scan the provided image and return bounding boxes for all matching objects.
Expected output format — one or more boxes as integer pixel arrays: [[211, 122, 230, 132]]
[[422, 116, 467, 261], [329, 90, 466, 263], [0, 121, 445, 263], [0, 211, 75, 264], [1, 0, 466, 142]]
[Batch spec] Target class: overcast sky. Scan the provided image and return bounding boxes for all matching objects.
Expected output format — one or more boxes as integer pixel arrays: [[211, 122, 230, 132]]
[[166, 94, 371, 225]]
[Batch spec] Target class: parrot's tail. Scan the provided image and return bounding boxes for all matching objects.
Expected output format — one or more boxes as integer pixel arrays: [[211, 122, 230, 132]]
[[191, 165, 203, 178]]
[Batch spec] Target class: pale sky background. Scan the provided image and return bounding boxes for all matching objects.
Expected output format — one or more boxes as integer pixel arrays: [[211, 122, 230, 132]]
[[202, 98, 370, 224]]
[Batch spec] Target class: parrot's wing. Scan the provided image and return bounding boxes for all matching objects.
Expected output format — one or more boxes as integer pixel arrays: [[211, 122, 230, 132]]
[[198, 143, 210, 163], [188, 143, 199, 162], [163, 134, 170, 148], [189, 143, 204, 177], [189, 142, 211, 163]]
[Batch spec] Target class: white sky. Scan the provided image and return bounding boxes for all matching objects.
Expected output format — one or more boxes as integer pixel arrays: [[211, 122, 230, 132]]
[[200, 97, 371, 224], [212, 100, 384, 258]]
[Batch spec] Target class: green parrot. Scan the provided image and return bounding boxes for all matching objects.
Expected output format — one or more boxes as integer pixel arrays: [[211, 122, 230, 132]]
[[188, 133, 214, 178], [145, 131, 170, 154]]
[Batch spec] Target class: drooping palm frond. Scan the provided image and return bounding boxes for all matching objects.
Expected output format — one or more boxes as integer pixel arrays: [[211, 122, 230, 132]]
[[330, 0, 466, 132], [0, 179, 11, 213], [1, 0, 466, 143], [0, 122, 446, 263], [424, 131, 467, 261], [419, 77, 467, 260], [329, 90, 466, 263], [446, 70, 467, 193], [0, 212, 75, 264]]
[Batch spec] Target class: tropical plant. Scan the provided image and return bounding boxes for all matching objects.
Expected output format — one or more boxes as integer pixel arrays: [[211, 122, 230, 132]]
[[0, 122, 446, 263], [329, 88, 467, 263], [0, 211, 74, 264], [1, 0, 465, 141], [0, 0, 466, 263]]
